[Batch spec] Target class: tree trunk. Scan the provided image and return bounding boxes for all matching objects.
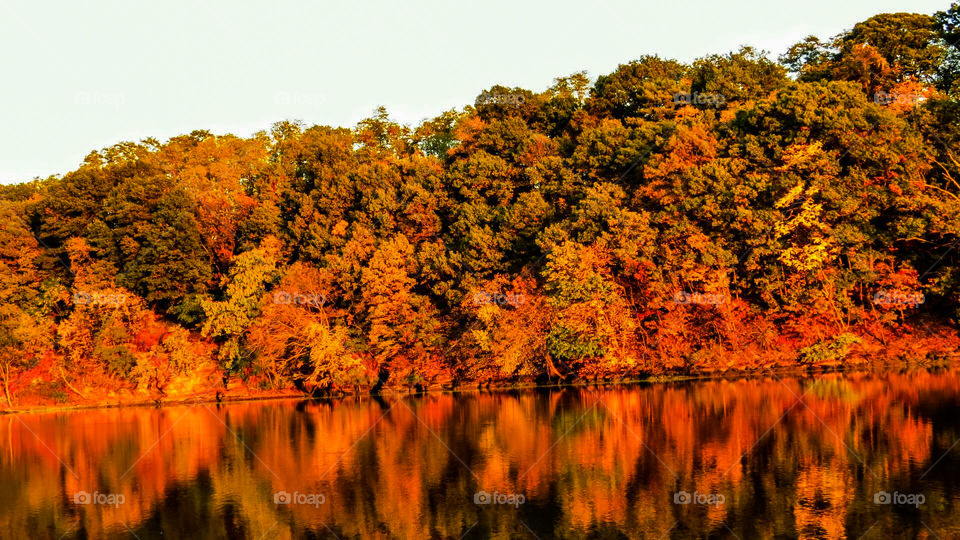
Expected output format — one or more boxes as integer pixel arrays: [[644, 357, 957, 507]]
[[1, 363, 12, 408], [60, 369, 86, 399]]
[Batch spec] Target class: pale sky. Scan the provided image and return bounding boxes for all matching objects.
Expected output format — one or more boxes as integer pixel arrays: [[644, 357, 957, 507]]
[[0, 0, 952, 184]]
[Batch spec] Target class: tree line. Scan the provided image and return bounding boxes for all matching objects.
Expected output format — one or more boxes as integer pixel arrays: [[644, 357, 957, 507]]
[[1, 4, 959, 405]]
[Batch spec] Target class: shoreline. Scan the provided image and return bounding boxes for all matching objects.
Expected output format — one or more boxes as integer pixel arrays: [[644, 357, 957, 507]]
[[4, 354, 957, 415]]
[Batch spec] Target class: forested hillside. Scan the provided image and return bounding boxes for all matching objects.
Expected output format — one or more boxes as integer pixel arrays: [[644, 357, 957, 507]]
[[2, 5, 960, 407]]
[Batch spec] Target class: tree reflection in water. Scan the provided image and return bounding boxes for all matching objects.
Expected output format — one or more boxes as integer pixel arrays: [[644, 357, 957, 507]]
[[1, 370, 958, 539]]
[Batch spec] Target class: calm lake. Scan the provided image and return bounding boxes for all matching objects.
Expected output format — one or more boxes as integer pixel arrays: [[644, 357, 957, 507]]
[[3, 370, 960, 539]]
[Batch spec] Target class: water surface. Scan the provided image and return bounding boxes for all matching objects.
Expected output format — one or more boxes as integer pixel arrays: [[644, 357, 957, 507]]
[[3, 370, 960, 539]]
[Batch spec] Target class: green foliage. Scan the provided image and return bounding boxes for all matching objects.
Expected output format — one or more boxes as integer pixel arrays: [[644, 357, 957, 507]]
[[547, 323, 604, 363], [841, 13, 943, 82], [798, 334, 862, 364], [201, 237, 281, 369]]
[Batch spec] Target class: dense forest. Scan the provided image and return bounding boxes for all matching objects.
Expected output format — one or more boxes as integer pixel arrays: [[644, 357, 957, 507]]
[[2, 5, 960, 407]]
